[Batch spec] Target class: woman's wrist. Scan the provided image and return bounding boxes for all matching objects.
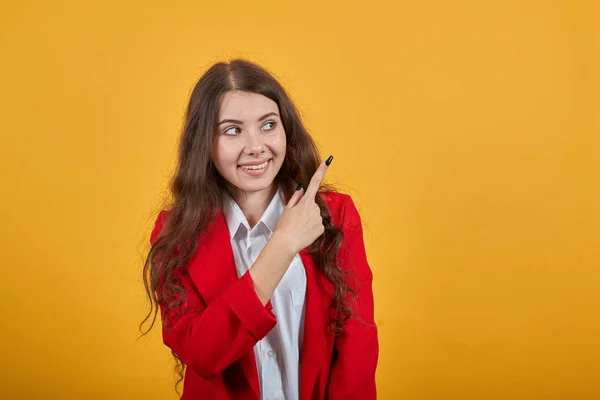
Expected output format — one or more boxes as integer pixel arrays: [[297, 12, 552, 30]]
[[270, 231, 299, 258]]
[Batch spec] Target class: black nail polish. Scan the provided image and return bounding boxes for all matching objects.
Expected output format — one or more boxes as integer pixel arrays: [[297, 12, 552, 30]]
[[325, 155, 334, 166], [296, 183, 303, 191]]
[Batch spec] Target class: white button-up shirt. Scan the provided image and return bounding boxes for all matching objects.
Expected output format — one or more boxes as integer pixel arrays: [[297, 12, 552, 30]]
[[222, 186, 307, 400]]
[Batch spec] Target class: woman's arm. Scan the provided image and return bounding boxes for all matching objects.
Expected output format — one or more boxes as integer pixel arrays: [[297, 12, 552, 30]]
[[151, 177, 327, 379], [150, 162, 331, 379], [327, 196, 379, 399], [150, 211, 293, 379]]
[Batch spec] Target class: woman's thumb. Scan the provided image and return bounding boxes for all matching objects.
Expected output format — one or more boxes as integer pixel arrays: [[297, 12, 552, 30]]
[[285, 184, 304, 209]]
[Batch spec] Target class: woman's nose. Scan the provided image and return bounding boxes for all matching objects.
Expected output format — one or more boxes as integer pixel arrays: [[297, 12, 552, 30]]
[[244, 130, 265, 155]]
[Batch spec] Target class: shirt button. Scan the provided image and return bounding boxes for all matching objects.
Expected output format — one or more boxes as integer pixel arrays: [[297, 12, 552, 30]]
[[267, 350, 275, 358]]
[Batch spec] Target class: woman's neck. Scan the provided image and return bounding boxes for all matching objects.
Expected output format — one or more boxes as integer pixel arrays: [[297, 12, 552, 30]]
[[229, 183, 278, 228]]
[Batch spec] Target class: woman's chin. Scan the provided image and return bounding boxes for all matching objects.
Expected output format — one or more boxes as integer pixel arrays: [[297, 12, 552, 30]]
[[241, 182, 275, 194], [226, 176, 274, 194]]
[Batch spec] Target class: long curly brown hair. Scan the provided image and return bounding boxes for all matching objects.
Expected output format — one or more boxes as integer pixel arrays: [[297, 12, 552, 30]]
[[140, 59, 356, 391]]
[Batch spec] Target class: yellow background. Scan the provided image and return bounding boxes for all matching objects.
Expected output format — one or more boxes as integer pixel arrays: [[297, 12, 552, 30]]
[[1, 0, 598, 399]]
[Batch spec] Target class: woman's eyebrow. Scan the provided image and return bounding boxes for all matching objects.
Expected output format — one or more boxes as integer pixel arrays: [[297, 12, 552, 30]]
[[217, 112, 279, 126], [217, 118, 242, 126], [258, 112, 279, 121]]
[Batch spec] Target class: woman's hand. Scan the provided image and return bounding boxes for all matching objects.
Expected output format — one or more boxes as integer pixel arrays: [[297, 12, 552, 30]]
[[273, 156, 333, 255], [249, 156, 333, 305]]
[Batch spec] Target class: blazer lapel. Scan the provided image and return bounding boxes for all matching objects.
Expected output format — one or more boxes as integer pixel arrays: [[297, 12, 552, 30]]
[[187, 210, 261, 400], [299, 249, 327, 400]]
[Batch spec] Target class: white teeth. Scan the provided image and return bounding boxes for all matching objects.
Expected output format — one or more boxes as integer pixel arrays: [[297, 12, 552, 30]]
[[241, 161, 268, 170]]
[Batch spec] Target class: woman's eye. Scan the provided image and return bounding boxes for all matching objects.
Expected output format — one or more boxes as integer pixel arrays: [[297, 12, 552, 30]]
[[223, 126, 240, 135], [263, 121, 276, 131]]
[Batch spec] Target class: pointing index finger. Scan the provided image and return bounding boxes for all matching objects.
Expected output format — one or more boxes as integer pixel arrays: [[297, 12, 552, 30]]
[[302, 156, 333, 201]]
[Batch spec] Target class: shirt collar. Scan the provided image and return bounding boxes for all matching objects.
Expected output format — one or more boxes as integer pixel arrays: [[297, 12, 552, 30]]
[[222, 186, 285, 239]]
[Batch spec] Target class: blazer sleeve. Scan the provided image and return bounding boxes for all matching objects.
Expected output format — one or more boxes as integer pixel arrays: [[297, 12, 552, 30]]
[[150, 211, 277, 379], [327, 196, 379, 399]]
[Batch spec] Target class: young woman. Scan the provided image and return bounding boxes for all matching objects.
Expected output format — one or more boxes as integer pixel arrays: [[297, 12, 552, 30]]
[[142, 59, 378, 399]]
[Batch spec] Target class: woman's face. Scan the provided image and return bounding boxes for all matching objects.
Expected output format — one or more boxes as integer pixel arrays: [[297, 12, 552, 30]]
[[211, 91, 287, 198]]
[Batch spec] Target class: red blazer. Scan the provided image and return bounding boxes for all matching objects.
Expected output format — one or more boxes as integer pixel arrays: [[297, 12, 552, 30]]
[[150, 192, 378, 399]]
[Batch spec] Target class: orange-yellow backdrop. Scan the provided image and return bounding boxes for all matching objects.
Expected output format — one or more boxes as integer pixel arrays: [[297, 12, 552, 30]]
[[1, 0, 598, 399]]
